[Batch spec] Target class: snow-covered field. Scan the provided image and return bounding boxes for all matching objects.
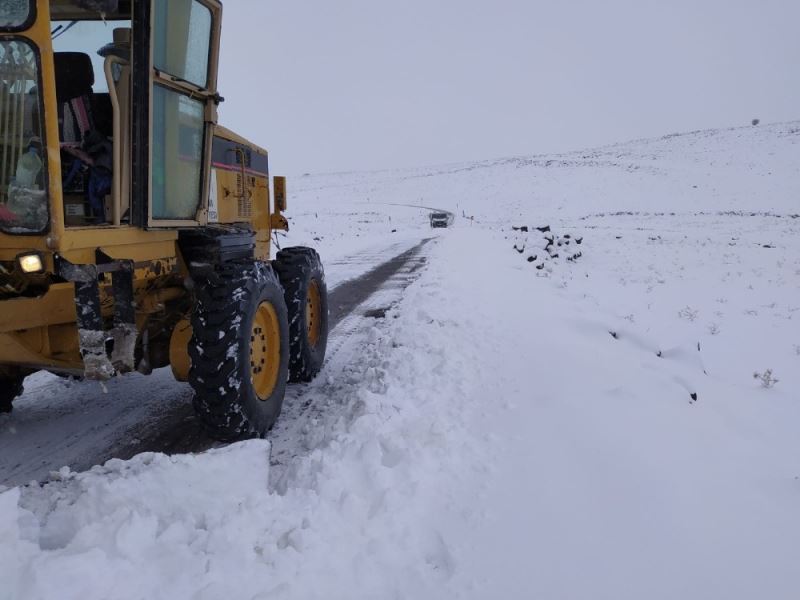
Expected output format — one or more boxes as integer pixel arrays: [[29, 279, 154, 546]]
[[2, 122, 799, 599]]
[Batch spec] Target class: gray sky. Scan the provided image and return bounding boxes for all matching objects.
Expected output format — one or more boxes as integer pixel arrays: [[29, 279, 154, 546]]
[[217, 0, 800, 175]]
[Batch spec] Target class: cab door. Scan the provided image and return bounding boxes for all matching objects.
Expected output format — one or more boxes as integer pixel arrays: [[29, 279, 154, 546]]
[[145, 0, 221, 227]]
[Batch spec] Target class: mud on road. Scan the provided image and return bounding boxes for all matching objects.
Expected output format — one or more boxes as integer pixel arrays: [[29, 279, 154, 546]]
[[0, 239, 432, 488]]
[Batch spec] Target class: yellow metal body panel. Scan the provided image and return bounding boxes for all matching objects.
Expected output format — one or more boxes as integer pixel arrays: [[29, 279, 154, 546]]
[[0, 257, 185, 371], [270, 213, 289, 231], [214, 125, 268, 155], [273, 176, 287, 212], [210, 128, 274, 261], [0, 328, 79, 373], [0, 283, 76, 333], [169, 319, 192, 382]]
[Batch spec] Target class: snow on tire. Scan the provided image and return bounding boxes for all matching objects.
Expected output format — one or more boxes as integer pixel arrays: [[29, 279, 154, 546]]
[[274, 247, 329, 383], [189, 260, 290, 440]]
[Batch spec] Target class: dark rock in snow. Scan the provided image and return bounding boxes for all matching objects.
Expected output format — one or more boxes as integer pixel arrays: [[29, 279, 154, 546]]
[[511, 224, 585, 269]]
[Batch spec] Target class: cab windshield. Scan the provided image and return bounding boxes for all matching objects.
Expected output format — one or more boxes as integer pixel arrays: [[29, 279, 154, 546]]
[[0, 38, 48, 233]]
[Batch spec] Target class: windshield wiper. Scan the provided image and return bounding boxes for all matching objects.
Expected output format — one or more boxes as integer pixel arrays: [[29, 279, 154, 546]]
[[52, 21, 78, 40]]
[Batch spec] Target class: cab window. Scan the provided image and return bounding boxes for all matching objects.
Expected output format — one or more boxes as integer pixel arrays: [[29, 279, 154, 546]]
[[151, 0, 214, 222], [151, 86, 205, 220], [153, 0, 212, 88], [0, 39, 48, 233], [51, 17, 131, 226], [52, 20, 131, 93], [0, 0, 33, 30]]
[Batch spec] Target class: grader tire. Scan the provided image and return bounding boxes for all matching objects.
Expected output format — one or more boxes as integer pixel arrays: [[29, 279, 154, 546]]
[[274, 247, 329, 382], [0, 376, 23, 414], [189, 261, 290, 440]]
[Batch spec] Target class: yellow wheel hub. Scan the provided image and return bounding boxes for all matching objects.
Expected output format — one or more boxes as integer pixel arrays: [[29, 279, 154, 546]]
[[306, 279, 322, 347], [250, 301, 281, 400]]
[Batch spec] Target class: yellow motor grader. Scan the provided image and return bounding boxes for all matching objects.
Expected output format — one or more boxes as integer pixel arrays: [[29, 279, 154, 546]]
[[0, 0, 328, 439]]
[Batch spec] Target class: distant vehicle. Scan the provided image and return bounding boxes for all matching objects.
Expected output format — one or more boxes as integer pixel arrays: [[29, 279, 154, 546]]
[[429, 212, 450, 228]]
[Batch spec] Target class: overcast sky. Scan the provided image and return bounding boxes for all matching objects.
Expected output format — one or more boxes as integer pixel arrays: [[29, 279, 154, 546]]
[[217, 0, 800, 175]]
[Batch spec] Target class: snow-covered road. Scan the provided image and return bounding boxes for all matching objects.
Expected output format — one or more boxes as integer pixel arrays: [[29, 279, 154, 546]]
[[0, 238, 430, 488]]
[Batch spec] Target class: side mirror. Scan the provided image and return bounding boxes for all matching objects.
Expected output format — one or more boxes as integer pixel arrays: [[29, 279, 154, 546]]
[[273, 176, 287, 212]]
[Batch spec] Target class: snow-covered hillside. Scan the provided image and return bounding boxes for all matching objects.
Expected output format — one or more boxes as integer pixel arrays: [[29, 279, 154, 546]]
[[286, 120, 799, 237], [2, 122, 799, 599]]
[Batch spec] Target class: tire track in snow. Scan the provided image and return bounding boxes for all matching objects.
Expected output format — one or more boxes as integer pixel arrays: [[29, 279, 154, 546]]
[[267, 243, 431, 489]]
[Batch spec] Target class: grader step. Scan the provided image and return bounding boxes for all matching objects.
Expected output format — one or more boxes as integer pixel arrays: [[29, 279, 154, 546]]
[[55, 253, 136, 380]]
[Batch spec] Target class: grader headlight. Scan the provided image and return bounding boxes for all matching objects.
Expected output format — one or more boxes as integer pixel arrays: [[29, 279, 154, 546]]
[[17, 253, 44, 274]]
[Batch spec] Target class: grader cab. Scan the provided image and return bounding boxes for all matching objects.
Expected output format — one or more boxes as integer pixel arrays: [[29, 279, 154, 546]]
[[0, 0, 329, 439]]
